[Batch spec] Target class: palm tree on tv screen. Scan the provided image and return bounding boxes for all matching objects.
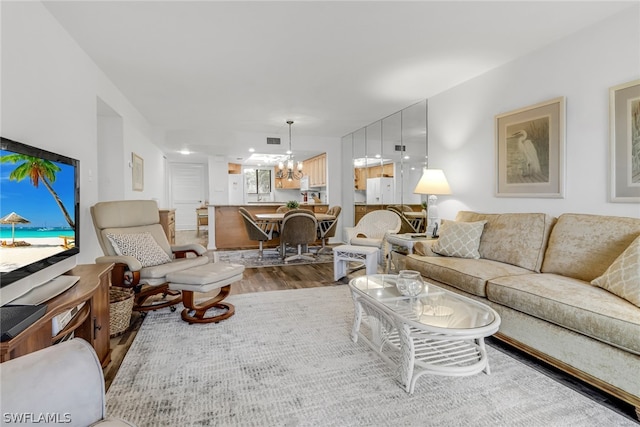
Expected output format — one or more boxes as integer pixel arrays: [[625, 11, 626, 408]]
[[0, 154, 75, 228]]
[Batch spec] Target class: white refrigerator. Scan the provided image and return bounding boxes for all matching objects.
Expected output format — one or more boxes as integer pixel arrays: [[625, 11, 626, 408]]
[[366, 177, 395, 204]]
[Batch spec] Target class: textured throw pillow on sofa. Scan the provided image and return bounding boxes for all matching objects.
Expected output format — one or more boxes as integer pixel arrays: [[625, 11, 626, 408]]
[[107, 232, 172, 267], [432, 220, 487, 259], [591, 234, 640, 307]]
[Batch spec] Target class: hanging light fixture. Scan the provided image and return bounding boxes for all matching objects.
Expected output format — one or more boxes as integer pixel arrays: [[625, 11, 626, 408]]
[[276, 120, 303, 181]]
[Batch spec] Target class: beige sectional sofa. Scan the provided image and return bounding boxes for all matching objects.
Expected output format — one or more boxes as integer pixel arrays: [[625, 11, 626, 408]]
[[399, 211, 640, 417]]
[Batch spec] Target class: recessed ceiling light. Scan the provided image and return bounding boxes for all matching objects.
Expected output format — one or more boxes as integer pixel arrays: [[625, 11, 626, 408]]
[[179, 149, 191, 155], [249, 148, 255, 153]]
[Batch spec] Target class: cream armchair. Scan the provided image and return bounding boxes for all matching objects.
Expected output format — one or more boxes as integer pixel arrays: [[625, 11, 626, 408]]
[[344, 210, 401, 264], [92, 200, 243, 324], [91, 200, 209, 312], [0, 338, 135, 426]]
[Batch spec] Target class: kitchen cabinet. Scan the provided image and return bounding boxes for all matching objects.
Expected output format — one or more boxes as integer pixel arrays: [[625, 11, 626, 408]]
[[276, 153, 326, 189], [304, 153, 326, 187], [228, 163, 242, 174], [275, 167, 300, 189]]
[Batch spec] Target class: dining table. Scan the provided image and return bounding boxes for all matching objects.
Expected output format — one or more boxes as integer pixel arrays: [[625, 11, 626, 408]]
[[254, 213, 335, 222], [255, 212, 336, 236]]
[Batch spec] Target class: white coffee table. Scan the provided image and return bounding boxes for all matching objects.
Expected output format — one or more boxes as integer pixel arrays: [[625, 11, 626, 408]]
[[348, 274, 501, 393]]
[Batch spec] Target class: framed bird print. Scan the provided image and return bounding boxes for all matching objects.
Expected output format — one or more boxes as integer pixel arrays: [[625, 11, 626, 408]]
[[609, 79, 640, 202], [495, 97, 565, 198]]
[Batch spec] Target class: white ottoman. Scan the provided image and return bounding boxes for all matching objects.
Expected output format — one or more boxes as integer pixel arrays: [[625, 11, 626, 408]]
[[167, 262, 244, 324], [332, 245, 379, 281]]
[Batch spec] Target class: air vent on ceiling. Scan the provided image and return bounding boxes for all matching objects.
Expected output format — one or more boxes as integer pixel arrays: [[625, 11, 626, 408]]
[[267, 137, 281, 145], [394, 144, 406, 152]]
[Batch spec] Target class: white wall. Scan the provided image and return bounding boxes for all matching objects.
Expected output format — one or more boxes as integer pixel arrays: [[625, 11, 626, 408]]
[[1, 2, 166, 263], [429, 7, 640, 221]]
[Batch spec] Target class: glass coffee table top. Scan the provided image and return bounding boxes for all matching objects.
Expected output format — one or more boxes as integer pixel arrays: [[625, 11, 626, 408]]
[[349, 274, 496, 331]]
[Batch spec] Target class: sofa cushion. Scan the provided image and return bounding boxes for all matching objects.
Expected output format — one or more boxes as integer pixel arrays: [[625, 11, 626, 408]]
[[541, 213, 640, 282], [455, 211, 555, 272], [591, 235, 640, 307], [405, 254, 533, 297], [432, 220, 487, 259], [487, 273, 640, 355]]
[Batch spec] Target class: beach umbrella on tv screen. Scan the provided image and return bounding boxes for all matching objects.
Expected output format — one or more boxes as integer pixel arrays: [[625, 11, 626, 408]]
[[0, 212, 31, 244]]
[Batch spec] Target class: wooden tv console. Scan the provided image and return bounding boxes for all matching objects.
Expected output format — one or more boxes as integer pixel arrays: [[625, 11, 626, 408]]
[[0, 263, 113, 367]]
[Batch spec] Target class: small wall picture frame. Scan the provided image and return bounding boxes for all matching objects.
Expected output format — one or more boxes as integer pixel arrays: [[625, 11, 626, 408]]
[[132, 152, 144, 191], [609, 79, 640, 203], [495, 97, 566, 198]]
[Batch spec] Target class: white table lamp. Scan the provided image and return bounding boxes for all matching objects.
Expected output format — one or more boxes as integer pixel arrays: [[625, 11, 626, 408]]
[[413, 169, 452, 235]]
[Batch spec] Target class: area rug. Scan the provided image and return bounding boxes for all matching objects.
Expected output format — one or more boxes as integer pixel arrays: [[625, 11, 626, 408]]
[[106, 286, 635, 426], [213, 248, 333, 268]]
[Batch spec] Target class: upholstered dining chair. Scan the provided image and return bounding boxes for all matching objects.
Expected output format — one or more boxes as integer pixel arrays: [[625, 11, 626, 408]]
[[317, 205, 341, 254], [239, 207, 276, 260], [344, 210, 401, 264], [280, 209, 318, 263]]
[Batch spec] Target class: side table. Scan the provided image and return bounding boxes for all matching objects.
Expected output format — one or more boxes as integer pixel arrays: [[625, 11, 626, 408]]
[[386, 233, 436, 272]]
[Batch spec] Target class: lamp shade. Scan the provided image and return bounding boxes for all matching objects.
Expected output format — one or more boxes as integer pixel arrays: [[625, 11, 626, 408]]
[[413, 169, 452, 195]]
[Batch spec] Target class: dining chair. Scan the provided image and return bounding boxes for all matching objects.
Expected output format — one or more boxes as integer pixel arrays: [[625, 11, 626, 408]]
[[280, 209, 318, 263], [239, 207, 276, 260], [196, 207, 208, 236], [317, 206, 341, 254], [387, 206, 419, 234]]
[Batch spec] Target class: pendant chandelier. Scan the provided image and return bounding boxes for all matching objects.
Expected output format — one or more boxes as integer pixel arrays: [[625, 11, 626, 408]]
[[277, 120, 303, 181]]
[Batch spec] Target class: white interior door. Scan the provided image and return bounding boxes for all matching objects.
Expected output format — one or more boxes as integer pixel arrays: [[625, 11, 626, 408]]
[[169, 163, 206, 230]]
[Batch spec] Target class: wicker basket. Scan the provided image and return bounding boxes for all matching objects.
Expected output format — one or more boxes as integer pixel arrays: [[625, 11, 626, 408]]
[[109, 287, 134, 338]]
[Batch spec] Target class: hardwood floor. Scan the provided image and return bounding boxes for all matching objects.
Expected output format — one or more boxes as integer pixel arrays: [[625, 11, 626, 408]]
[[104, 241, 361, 390]]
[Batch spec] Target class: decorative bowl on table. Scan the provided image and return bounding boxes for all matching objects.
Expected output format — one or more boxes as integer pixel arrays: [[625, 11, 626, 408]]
[[396, 270, 423, 297]]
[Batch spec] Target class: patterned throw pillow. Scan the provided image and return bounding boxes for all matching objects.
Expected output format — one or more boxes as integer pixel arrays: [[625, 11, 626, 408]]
[[432, 220, 487, 259], [591, 235, 640, 307], [106, 232, 172, 267]]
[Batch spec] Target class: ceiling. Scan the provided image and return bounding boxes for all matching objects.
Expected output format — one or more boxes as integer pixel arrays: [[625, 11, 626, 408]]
[[43, 1, 634, 164]]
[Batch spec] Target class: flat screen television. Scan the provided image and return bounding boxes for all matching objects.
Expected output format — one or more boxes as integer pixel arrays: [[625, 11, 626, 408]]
[[0, 137, 79, 306]]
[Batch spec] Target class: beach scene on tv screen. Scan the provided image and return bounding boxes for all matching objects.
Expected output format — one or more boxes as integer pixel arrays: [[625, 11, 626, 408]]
[[0, 149, 76, 273]]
